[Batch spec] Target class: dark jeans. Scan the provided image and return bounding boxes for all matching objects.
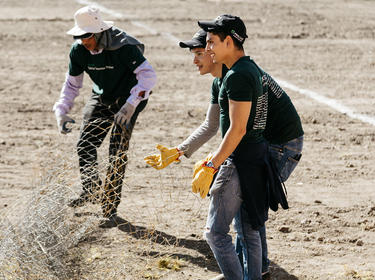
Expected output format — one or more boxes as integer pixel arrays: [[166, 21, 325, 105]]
[[77, 94, 147, 217], [259, 136, 304, 273]]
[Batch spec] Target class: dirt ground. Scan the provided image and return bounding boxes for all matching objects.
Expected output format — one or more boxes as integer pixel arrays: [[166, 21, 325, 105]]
[[0, 0, 374, 279]]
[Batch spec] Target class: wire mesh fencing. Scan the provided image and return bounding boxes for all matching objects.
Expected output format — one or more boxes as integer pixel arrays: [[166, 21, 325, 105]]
[[0, 170, 96, 280], [0, 115, 214, 279]]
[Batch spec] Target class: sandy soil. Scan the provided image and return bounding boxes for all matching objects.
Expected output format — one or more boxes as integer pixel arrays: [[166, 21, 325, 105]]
[[0, 0, 374, 279]]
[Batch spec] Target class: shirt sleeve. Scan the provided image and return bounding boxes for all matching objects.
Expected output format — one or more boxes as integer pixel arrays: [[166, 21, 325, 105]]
[[120, 44, 147, 72], [225, 72, 254, 102], [177, 104, 220, 158], [53, 73, 83, 116], [68, 44, 85, 77], [127, 60, 157, 106], [210, 78, 220, 104]]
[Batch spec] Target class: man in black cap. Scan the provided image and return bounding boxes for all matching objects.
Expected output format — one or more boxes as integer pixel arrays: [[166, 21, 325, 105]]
[[146, 17, 303, 280], [144, 29, 225, 168], [190, 14, 269, 280], [146, 21, 263, 279], [197, 14, 304, 280]]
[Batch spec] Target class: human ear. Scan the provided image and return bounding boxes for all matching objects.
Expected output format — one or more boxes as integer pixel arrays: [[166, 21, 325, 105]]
[[225, 35, 231, 47], [226, 35, 235, 48]]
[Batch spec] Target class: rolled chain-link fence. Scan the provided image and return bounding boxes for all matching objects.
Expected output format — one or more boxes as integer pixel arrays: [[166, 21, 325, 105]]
[[0, 115, 213, 280]]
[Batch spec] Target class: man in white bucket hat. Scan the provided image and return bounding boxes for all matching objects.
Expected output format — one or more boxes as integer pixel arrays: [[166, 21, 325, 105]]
[[53, 6, 157, 220], [67, 6, 114, 36]]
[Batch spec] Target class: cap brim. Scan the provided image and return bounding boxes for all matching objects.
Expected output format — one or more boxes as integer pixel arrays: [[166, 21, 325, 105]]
[[179, 39, 205, 49], [198, 20, 220, 32], [67, 20, 114, 36], [67, 25, 87, 36]]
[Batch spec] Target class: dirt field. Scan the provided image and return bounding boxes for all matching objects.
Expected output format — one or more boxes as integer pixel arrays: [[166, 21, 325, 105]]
[[0, 0, 374, 279]]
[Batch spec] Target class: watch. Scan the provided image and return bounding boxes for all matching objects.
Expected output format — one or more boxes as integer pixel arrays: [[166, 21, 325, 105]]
[[205, 161, 218, 170]]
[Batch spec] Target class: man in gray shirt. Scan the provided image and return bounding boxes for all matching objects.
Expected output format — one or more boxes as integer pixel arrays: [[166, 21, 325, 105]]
[[144, 29, 223, 167]]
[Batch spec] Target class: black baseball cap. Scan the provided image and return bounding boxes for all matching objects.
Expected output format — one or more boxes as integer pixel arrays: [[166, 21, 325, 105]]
[[179, 29, 207, 49], [198, 14, 248, 44]]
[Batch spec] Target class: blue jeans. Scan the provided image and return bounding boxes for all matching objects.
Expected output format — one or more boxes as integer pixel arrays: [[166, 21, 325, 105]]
[[259, 136, 304, 273], [269, 136, 304, 183], [204, 158, 262, 280], [234, 206, 262, 280]]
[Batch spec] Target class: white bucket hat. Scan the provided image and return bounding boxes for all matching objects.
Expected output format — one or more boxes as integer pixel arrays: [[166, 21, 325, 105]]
[[67, 6, 114, 36]]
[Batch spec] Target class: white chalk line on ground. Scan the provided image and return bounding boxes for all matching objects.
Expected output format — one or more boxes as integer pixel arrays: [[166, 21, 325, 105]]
[[276, 80, 375, 126], [76, 0, 179, 42], [75, 0, 375, 127], [76, 0, 126, 18]]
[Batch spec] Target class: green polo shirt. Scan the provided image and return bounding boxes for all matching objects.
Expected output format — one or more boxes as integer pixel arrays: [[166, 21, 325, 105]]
[[217, 56, 266, 144], [211, 77, 220, 105], [210, 65, 228, 105], [68, 42, 146, 104]]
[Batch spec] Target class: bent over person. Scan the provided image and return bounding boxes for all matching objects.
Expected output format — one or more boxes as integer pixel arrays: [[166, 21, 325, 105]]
[[53, 6, 157, 220]]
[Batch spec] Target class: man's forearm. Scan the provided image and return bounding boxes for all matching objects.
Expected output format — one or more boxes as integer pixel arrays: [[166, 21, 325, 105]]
[[128, 60, 157, 106], [211, 127, 245, 168], [211, 99, 251, 168], [53, 73, 83, 116], [178, 104, 220, 158]]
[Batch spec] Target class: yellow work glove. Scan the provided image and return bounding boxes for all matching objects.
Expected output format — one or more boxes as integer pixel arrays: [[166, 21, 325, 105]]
[[144, 144, 180, 170], [192, 157, 218, 199], [192, 154, 213, 180]]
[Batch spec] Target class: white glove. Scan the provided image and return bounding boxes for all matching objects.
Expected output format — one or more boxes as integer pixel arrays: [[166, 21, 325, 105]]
[[114, 102, 136, 126], [56, 114, 75, 134]]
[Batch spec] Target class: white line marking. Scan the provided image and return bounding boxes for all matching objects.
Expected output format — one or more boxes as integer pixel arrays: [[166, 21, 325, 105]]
[[75, 0, 375, 127], [76, 0, 127, 18], [161, 32, 180, 45], [277, 80, 375, 126], [75, 1, 165, 38], [132, 21, 158, 35]]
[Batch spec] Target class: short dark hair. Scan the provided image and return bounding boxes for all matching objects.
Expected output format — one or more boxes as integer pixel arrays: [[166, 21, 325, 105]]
[[210, 30, 244, 51]]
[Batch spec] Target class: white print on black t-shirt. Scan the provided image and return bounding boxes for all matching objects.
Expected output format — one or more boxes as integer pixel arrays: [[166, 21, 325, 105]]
[[264, 73, 285, 99], [253, 91, 268, 130], [87, 65, 115, 70]]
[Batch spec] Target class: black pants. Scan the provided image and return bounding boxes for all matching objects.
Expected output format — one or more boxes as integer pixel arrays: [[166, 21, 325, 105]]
[[77, 94, 147, 217]]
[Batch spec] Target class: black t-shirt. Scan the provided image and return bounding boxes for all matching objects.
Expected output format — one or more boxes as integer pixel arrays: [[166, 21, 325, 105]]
[[218, 56, 266, 143], [69, 42, 146, 104]]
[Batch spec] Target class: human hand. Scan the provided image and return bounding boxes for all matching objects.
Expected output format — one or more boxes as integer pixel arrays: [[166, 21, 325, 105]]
[[192, 153, 213, 179], [192, 156, 218, 199], [114, 102, 136, 126], [144, 144, 180, 170], [56, 114, 75, 134]]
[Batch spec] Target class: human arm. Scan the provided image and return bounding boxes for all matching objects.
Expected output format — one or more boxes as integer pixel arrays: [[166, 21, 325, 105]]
[[210, 99, 251, 168], [127, 60, 157, 106], [144, 103, 219, 169], [114, 59, 157, 126], [53, 73, 83, 133], [53, 73, 83, 116], [177, 103, 220, 158], [192, 68, 258, 198], [191, 100, 250, 198]]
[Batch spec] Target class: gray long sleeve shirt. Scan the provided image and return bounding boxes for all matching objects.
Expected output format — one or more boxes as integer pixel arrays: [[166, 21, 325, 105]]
[[177, 103, 220, 158]]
